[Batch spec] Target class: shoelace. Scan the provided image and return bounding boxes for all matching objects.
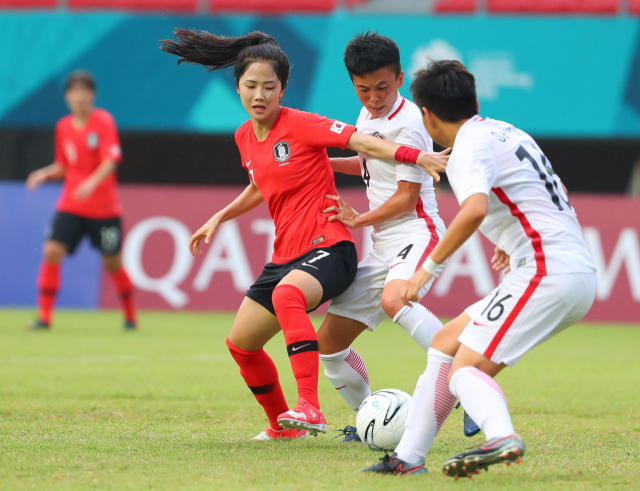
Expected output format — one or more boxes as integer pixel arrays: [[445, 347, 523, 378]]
[[333, 425, 358, 439]]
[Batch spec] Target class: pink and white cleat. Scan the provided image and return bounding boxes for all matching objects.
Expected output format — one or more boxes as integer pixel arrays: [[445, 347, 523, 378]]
[[252, 426, 308, 441], [277, 399, 328, 436]]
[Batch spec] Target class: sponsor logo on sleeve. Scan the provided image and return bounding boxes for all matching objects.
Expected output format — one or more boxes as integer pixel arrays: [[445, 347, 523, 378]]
[[330, 121, 346, 134], [110, 144, 122, 159]]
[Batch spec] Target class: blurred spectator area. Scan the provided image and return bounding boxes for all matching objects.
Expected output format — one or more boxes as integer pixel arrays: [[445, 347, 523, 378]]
[[0, 0, 639, 13]]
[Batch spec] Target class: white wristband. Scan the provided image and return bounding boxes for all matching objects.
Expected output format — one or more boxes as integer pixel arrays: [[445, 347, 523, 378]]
[[422, 256, 440, 275]]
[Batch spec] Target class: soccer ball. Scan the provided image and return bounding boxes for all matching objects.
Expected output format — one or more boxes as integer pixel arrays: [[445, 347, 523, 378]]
[[356, 389, 413, 451]]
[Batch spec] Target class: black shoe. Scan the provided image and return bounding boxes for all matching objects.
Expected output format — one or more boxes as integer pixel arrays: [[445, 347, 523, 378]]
[[361, 452, 427, 475], [455, 402, 481, 437], [442, 434, 526, 479], [25, 319, 50, 331], [124, 320, 137, 330], [334, 425, 362, 443]]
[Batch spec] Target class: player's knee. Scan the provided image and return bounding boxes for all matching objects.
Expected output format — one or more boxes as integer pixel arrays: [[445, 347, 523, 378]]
[[272, 284, 306, 315], [381, 291, 404, 318], [431, 327, 450, 351], [43, 241, 65, 263], [103, 254, 121, 273]]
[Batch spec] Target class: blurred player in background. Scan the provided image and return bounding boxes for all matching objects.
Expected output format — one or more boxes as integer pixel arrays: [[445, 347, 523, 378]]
[[362, 61, 596, 477], [25, 70, 137, 331], [316, 32, 450, 442], [160, 29, 448, 440]]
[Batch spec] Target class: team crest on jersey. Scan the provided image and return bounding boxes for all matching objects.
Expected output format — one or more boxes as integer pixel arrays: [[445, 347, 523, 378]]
[[273, 141, 291, 163], [372, 131, 388, 140], [87, 132, 99, 149]]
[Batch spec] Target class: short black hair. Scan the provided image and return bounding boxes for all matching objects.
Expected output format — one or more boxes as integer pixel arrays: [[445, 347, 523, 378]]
[[65, 70, 96, 92], [344, 31, 401, 79], [410, 60, 478, 123]]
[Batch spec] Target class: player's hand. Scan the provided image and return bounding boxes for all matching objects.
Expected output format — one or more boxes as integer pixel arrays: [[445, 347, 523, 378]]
[[26, 170, 47, 191], [415, 148, 450, 182], [74, 179, 97, 201], [323, 194, 360, 229], [189, 216, 220, 257], [491, 246, 511, 274], [400, 268, 433, 305]]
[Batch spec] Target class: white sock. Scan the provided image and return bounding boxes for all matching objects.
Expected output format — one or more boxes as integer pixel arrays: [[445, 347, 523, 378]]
[[320, 347, 371, 412], [449, 366, 515, 440], [393, 304, 443, 351], [395, 348, 457, 463]]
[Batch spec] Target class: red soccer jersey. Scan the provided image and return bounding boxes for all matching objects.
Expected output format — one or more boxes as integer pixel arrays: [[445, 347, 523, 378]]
[[235, 107, 357, 264], [55, 108, 123, 219]]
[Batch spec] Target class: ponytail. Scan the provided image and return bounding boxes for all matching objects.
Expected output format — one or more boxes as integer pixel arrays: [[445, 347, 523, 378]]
[[160, 29, 290, 89]]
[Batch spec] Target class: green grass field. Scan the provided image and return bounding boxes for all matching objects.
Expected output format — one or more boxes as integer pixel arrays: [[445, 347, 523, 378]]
[[1, 309, 639, 490]]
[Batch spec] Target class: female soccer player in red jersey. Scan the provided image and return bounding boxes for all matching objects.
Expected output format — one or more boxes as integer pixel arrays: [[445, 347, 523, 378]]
[[160, 30, 448, 440], [25, 71, 137, 331]]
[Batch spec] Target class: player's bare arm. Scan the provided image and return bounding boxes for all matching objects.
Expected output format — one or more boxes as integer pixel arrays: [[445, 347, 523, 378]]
[[401, 192, 488, 304], [345, 131, 450, 181], [189, 183, 264, 257], [329, 156, 361, 175], [323, 180, 421, 229], [74, 158, 118, 201], [26, 163, 66, 191]]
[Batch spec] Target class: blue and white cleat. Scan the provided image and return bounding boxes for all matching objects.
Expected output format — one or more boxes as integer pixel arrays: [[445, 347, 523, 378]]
[[455, 402, 481, 437], [361, 452, 428, 475], [334, 425, 361, 443], [442, 434, 526, 479]]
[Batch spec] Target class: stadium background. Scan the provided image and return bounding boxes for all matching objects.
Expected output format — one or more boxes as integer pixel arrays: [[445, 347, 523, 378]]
[[1, 1, 639, 324]]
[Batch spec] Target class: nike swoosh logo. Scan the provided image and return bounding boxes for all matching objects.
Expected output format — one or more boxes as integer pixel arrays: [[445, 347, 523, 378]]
[[301, 262, 318, 270], [389, 262, 406, 270], [245, 160, 252, 167], [473, 320, 489, 327], [292, 344, 311, 351]]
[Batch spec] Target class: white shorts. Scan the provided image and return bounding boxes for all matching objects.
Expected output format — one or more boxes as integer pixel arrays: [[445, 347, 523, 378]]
[[327, 218, 446, 331], [459, 269, 596, 367]]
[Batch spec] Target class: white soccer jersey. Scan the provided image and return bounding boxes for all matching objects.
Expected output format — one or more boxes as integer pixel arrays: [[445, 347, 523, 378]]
[[356, 95, 442, 234], [448, 115, 595, 276]]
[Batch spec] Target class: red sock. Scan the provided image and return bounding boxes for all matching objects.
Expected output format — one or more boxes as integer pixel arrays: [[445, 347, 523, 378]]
[[272, 284, 320, 409], [110, 267, 136, 322], [226, 338, 288, 431], [37, 261, 59, 324]]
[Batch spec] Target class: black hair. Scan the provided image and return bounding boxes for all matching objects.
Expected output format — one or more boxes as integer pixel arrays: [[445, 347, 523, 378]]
[[159, 29, 290, 90], [343, 31, 401, 79], [410, 60, 478, 123], [65, 70, 96, 92]]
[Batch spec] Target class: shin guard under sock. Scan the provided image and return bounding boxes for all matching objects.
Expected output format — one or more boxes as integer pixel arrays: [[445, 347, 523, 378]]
[[320, 347, 371, 412], [37, 261, 59, 324], [226, 337, 288, 431], [110, 267, 136, 322], [449, 366, 515, 440], [272, 284, 320, 409]]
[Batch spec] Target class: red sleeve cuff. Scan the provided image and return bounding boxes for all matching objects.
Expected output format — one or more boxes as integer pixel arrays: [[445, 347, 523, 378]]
[[337, 125, 357, 150]]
